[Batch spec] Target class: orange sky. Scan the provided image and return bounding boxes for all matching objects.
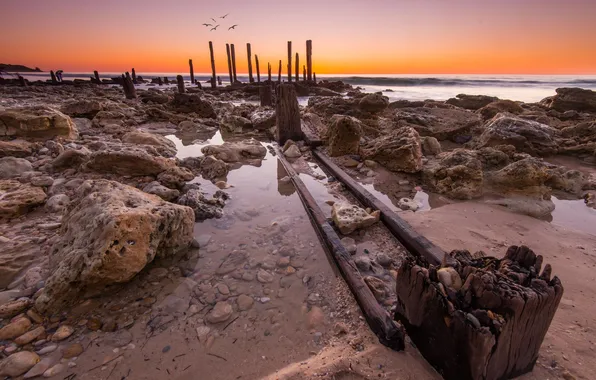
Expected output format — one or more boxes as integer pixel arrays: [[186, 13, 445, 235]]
[[1, 0, 595, 74]]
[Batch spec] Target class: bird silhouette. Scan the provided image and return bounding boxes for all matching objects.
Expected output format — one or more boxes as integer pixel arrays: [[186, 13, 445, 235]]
[[228, 24, 238, 30], [202, 23, 212, 27], [210, 25, 220, 31], [211, 18, 217, 23], [220, 13, 229, 18]]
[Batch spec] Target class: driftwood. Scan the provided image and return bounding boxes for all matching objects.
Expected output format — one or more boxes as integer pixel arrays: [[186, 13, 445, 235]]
[[276, 148, 405, 350], [260, 86, 272, 107], [247, 43, 254, 83], [255, 54, 260, 82], [306, 39, 313, 81], [225, 44, 233, 84], [287, 41, 292, 82], [231, 44, 237, 83], [209, 41, 216, 88], [395, 246, 563, 380], [275, 84, 302, 144], [132, 68, 137, 84], [122, 72, 136, 99], [176, 75, 185, 93], [189, 59, 195, 84]]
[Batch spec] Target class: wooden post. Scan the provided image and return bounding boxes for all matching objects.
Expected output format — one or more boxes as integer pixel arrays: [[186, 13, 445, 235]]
[[189, 59, 195, 84], [295, 53, 299, 82], [122, 72, 137, 99], [287, 41, 292, 82], [306, 40, 313, 81], [176, 75, 185, 93], [303, 65, 306, 81], [276, 83, 302, 144], [313, 72, 317, 84], [247, 43, 254, 83], [209, 41, 216, 88], [260, 86, 272, 106], [18, 75, 27, 87], [231, 44, 237, 83], [50, 70, 58, 84], [157, 77, 163, 86], [278, 60, 282, 83], [268, 62, 272, 82], [225, 44, 233, 85], [132, 68, 137, 84], [93, 71, 101, 84], [164, 77, 169, 84], [255, 55, 261, 83]]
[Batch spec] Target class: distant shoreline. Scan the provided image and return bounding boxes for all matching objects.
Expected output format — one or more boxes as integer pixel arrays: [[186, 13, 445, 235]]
[[0, 64, 42, 72]]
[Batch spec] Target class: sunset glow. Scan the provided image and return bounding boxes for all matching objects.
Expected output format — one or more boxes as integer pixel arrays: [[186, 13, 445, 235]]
[[2, 0, 595, 74]]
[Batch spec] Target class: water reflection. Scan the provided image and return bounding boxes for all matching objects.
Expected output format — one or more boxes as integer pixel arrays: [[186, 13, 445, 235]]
[[551, 196, 596, 235]]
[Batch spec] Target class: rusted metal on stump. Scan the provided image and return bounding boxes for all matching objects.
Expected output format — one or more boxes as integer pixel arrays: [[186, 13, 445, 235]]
[[231, 44, 238, 83], [395, 246, 563, 380], [176, 75, 185, 94], [122, 72, 137, 99], [255, 55, 261, 83], [303, 65, 306, 81], [275, 147, 405, 351], [311, 149, 447, 267], [268, 62, 272, 82], [247, 43, 254, 83], [225, 44, 233, 85], [306, 39, 313, 81], [275, 83, 302, 144], [209, 41, 217, 88], [50, 71, 58, 84], [259, 86, 273, 106], [295, 52, 299, 82], [131, 68, 137, 84], [277, 60, 282, 83], [287, 41, 292, 82], [189, 59, 195, 84]]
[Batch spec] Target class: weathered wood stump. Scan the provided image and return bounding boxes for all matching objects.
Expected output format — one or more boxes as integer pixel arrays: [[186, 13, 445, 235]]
[[176, 75, 185, 93], [132, 68, 138, 84], [268, 62, 272, 82], [395, 245, 564, 380], [226, 44, 233, 84], [247, 43, 254, 83], [189, 59, 195, 84], [275, 83, 302, 144], [303, 65, 306, 81], [287, 41, 292, 82], [313, 72, 317, 84], [157, 77, 163, 86], [209, 41, 216, 88], [295, 52, 299, 82], [306, 39, 313, 81], [122, 72, 137, 99], [231, 44, 238, 83], [260, 85, 273, 106]]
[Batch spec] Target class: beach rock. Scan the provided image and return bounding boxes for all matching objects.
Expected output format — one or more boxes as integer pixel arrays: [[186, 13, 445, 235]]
[[446, 94, 498, 110], [143, 181, 179, 201], [541, 87, 596, 113], [85, 148, 173, 176], [157, 166, 194, 189], [0, 180, 47, 218], [199, 156, 229, 180], [301, 112, 327, 140], [61, 100, 102, 119], [91, 110, 127, 128], [0, 298, 31, 318], [237, 294, 254, 311], [340, 237, 357, 254], [486, 197, 555, 218], [257, 269, 274, 283], [358, 93, 389, 113], [396, 107, 482, 142], [51, 149, 90, 171], [361, 127, 422, 173], [397, 198, 420, 211], [201, 139, 266, 163], [307, 96, 356, 118], [487, 157, 550, 197], [62, 343, 83, 358], [122, 131, 177, 157], [42, 363, 65, 377], [331, 203, 380, 234], [220, 115, 252, 134], [476, 147, 511, 170], [477, 100, 524, 120], [15, 326, 45, 346], [170, 93, 217, 118], [0, 140, 32, 158], [34, 180, 194, 313], [177, 188, 227, 220], [558, 121, 596, 155], [421, 136, 442, 156], [23, 357, 53, 379], [473, 114, 558, 156], [437, 267, 462, 290], [206, 301, 233, 323], [364, 276, 389, 302], [0, 107, 77, 140], [250, 110, 276, 130], [0, 351, 40, 377], [0, 317, 32, 340], [284, 144, 302, 158], [546, 168, 587, 195], [0, 157, 33, 179], [327, 115, 363, 157], [45, 194, 70, 213], [50, 325, 74, 341], [307, 306, 326, 329], [421, 149, 484, 199]]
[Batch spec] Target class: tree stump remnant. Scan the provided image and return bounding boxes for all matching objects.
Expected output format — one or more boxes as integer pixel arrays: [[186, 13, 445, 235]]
[[295, 52, 299, 82], [268, 62, 272, 82], [303, 65, 306, 81], [92, 71, 101, 84], [277, 60, 282, 83], [247, 43, 254, 83], [164, 77, 170, 84], [276, 83, 302, 144], [176, 75, 185, 93], [157, 77, 163, 86], [18, 75, 27, 87], [209, 41, 216, 88]]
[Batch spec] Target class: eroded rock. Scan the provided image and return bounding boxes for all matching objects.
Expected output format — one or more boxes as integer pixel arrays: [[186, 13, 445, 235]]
[[422, 149, 484, 199], [0, 180, 47, 218], [327, 115, 363, 157], [331, 203, 380, 235], [362, 127, 422, 173], [0, 107, 78, 140]]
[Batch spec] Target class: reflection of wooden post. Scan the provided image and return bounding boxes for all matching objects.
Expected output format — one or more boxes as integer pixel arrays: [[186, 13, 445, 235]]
[[278, 60, 282, 83], [303, 65, 306, 81], [306, 40, 313, 81], [176, 75, 185, 93], [267, 62, 272, 82], [132, 68, 137, 84], [209, 41, 217, 88], [255, 55, 261, 83], [123, 72, 137, 99], [50, 71, 58, 84], [225, 44, 233, 84], [231, 44, 237, 83], [189, 59, 195, 84], [93, 71, 101, 84], [295, 53, 299, 82], [260, 86, 272, 106], [247, 43, 254, 83], [287, 41, 292, 82], [276, 83, 302, 144]]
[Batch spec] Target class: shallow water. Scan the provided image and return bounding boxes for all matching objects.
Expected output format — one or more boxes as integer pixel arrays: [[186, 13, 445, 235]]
[[551, 197, 596, 236]]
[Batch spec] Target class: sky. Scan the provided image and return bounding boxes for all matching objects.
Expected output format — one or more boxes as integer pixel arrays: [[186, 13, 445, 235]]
[[1, 0, 595, 75]]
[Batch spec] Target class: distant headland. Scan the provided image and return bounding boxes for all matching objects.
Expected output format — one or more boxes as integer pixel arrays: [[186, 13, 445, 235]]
[[0, 64, 42, 72]]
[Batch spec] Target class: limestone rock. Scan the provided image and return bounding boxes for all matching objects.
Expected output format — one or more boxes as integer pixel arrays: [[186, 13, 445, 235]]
[[327, 115, 363, 157], [477, 100, 523, 120], [35, 180, 194, 313], [358, 93, 389, 113], [220, 115, 252, 134], [0, 107, 78, 140], [250, 110, 276, 130], [558, 121, 596, 155], [51, 325, 74, 341], [91, 110, 127, 128], [487, 157, 550, 197], [51, 149, 90, 171], [23, 357, 53, 379], [395, 107, 482, 142], [0, 317, 32, 340], [0, 140, 32, 158], [307, 96, 357, 118], [331, 203, 380, 235], [45, 194, 70, 213], [0, 180, 47, 218], [201, 139, 266, 163], [42, 363, 65, 377], [143, 181, 180, 201], [362, 127, 422, 173], [422, 149, 484, 199], [257, 269, 274, 283], [541, 87, 596, 113], [62, 343, 83, 358], [15, 326, 45, 346], [206, 301, 233, 323], [486, 197, 555, 218], [199, 156, 229, 180], [437, 267, 462, 290], [170, 93, 216, 118], [157, 166, 194, 189], [397, 198, 420, 211], [284, 144, 302, 158], [122, 131, 177, 157], [85, 148, 173, 176], [421, 136, 442, 156], [61, 100, 102, 119], [177, 189, 227, 221], [0, 157, 33, 179], [446, 94, 498, 110], [0, 298, 31, 318], [0, 351, 40, 377], [364, 276, 389, 302]]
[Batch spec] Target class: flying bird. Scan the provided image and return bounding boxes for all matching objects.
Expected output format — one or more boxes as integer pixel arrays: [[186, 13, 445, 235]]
[[211, 18, 217, 23], [202, 23, 212, 27], [228, 24, 238, 30], [210, 25, 220, 31], [220, 13, 229, 18]]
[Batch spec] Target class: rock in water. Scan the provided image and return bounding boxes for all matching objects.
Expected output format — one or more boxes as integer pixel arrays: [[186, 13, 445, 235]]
[[42, 363, 65, 377], [143, 181, 180, 201], [23, 357, 53, 379], [331, 203, 380, 235], [15, 326, 45, 345], [85, 148, 174, 177], [236, 294, 254, 311], [362, 127, 423, 173], [206, 301, 233, 323], [122, 130, 177, 157], [284, 144, 302, 158], [0, 106, 78, 140], [201, 139, 267, 163], [177, 189, 227, 221], [35, 180, 194, 313], [0, 351, 40, 377], [327, 115, 363, 157], [397, 198, 420, 211]]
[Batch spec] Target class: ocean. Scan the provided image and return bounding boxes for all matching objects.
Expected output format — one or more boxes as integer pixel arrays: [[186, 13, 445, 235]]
[[10, 72, 596, 103]]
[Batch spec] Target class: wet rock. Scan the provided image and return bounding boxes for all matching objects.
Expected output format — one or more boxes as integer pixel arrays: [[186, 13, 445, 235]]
[[220, 115, 252, 134], [362, 127, 423, 173], [23, 357, 53, 379], [85, 148, 173, 177], [376, 253, 393, 267], [15, 326, 45, 346], [62, 343, 83, 358], [122, 130, 177, 157], [237, 294, 254, 311], [284, 144, 302, 158], [206, 301, 233, 323], [157, 166, 194, 189], [364, 276, 389, 301], [487, 157, 550, 197], [35, 180, 194, 313], [358, 93, 389, 113], [194, 234, 212, 248], [486, 197, 555, 218], [0, 106, 78, 140], [257, 270, 274, 283], [446, 94, 498, 110], [0, 298, 31, 318], [0, 181, 47, 218], [421, 136, 442, 156], [201, 139, 266, 163], [541, 87, 596, 113], [61, 100, 102, 118], [35, 344, 57, 355], [0, 317, 32, 340], [0, 157, 33, 179], [51, 149, 90, 171], [42, 363, 65, 377], [397, 197, 420, 211], [199, 155, 229, 181], [0, 351, 40, 377], [422, 149, 484, 200], [437, 267, 462, 290], [143, 181, 180, 201], [331, 203, 380, 235], [340, 237, 357, 254], [170, 93, 217, 118], [477, 100, 523, 120], [177, 188, 226, 221], [327, 115, 363, 157], [307, 306, 326, 329], [51, 325, 74, 342], [559, 121, 596, 155], [0, 140, 33, 158], [251, 110, 276, 130]]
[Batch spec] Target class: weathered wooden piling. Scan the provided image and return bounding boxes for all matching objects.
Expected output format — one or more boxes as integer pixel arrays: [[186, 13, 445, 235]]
[[208, 41, 217, 88], [93, 71, 101, 84], [157, 77, 163, 86], [176, 75, 185, 93], [189, 59, 195, 84], [276, 83, 301, 144], [278, 60, 282, 83], [268, 62, 272, 82], [18, 75, 27, 87], [295, 53, 299, 82], [50, 71, 58, 84], [255, 55, 261, 83], [225, 44, 233, 85], [303, 65, 306, 81], [287, 41, 292, 82], [306, 40, 313, 81], [260, 86, 273, 106], [313, 72, 317, 84], [132, 68, 137, 84], [231, 44, 238, 83], [122, 72, 137, 99], [164, 77, 170, 84], [247, 43, 254, 83]]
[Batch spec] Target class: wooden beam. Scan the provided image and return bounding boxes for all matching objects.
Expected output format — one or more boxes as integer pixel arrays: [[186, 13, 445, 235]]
[[306, 39, 313, 81], [176, 74, 185, 94], [189, 59, 195, 84], [209, 41, 217, 88], [231, 44, 238, 83], [225, 44, 233, 85], [255, 54, 261, 83], [276, 147, 405, 351], [247, 43, 254, 83], [287, 41, 292, 82]]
